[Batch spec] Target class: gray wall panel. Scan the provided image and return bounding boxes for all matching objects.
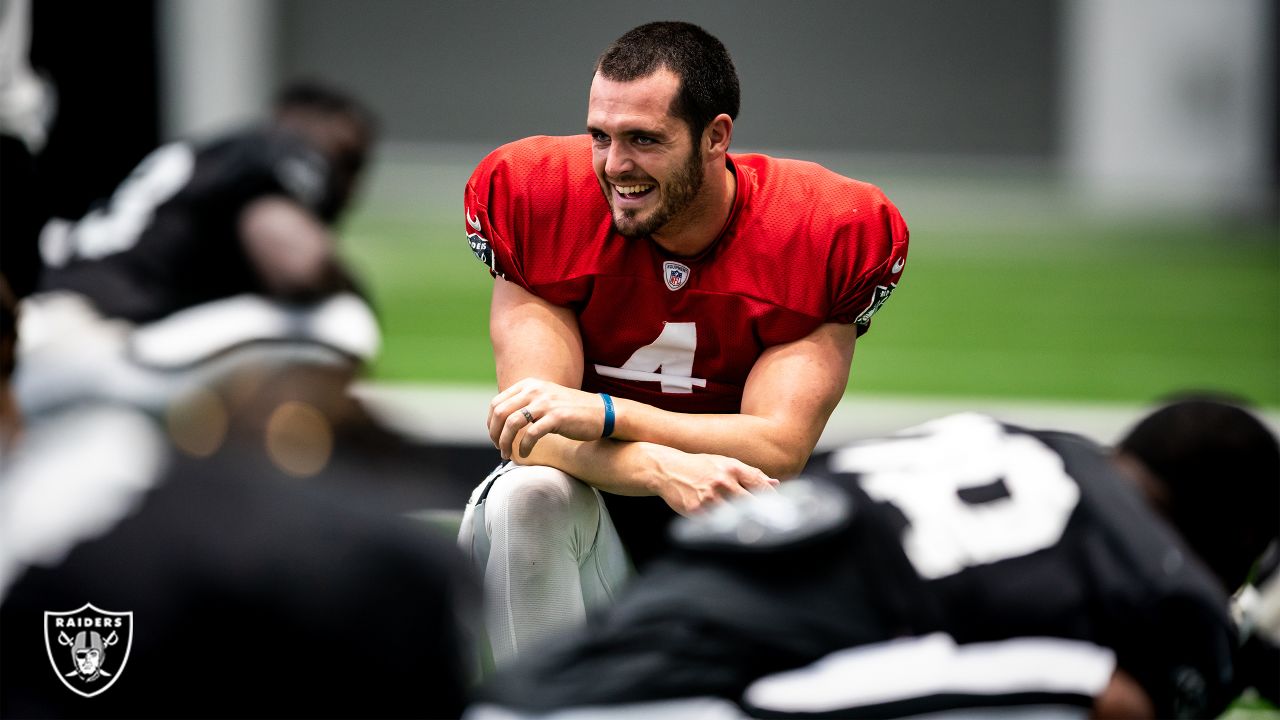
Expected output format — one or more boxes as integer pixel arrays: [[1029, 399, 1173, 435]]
[[278, 0, 1059, 157]]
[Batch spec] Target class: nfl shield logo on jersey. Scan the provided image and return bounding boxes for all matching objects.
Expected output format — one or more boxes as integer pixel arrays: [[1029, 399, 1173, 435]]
[[44, 604, 134, 697], [663, 261, 691, 291]]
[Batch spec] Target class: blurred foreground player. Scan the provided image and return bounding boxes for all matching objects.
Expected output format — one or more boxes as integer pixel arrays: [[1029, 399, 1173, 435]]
[[470, 400, 1279, 719], [14, 80, 377, 418], [1, 280, 476, 718], [35, 79, 372, 320]]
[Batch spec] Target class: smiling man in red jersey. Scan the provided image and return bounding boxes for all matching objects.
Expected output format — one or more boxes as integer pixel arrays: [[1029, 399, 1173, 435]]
[[458, 21, 910, 665]]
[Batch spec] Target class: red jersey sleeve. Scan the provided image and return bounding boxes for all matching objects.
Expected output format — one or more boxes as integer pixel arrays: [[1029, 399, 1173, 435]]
[[464, 142, 531, 290], [826, 184, 909, 332], [462, 136, 605, 301]]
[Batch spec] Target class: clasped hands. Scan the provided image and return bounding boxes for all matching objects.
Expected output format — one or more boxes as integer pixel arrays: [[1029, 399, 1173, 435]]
[[487, 378, 778, 515], [488, 378, 610, 460]]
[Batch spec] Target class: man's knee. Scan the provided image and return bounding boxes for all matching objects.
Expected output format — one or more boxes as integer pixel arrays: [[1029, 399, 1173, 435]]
[[485, 465, 594, 530]]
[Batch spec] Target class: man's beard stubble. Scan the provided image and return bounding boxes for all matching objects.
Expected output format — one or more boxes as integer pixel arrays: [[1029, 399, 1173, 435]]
[[610, 148, 705, 239]]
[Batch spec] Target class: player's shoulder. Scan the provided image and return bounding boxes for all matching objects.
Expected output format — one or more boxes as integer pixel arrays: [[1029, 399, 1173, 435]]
[[473, 135, 594, 187], [468, 135, 603, 242], [734, 152, 896, 216], [1016, 420, 1231, 619], [190, 126, 330, 209], [469, 135, 599, 219], [198, 125, 312, 166], [731, 152, 906, 278]]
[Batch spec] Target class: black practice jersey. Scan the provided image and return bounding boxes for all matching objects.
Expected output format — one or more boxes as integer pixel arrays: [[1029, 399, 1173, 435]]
[[0, 405, 475, 719], [38, 127, 341, 323], [478, 413, 1236, 719]]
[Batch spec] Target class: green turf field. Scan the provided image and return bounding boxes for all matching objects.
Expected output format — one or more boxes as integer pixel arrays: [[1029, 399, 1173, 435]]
[[342, 212, 1280, 407]]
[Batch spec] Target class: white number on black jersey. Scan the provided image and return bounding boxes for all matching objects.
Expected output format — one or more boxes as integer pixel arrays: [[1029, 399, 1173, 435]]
[[830, 413, 1080, 579]]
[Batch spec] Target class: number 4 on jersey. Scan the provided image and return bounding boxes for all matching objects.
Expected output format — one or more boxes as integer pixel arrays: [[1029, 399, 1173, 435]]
[[594, 322, 708, 394]]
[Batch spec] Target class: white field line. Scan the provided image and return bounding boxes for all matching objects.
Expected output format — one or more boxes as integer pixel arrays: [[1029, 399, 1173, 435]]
[[352, 381, 1280, 450]]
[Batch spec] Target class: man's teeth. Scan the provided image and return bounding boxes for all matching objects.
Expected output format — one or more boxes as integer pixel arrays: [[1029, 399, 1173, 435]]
[[615, 184, 654, 195]]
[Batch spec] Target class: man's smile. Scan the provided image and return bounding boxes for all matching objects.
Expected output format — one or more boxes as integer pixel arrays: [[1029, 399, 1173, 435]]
[[612, 182, 656, 201]]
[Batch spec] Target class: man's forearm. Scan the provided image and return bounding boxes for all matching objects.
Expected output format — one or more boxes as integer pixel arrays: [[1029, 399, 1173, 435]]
[[601, 325, 855, 479], [495, 383, 822, 480], [513, 431, 657, 496], [495, 324, 854, 480], [608, 400, 815, 479], [512, 429, 779, 517]]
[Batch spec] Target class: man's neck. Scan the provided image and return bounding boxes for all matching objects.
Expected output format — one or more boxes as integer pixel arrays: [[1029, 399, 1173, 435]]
[[651, 162, 737, 258]]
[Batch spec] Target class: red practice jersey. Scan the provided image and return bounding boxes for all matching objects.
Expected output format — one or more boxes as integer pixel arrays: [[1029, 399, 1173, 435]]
[[465, 135, 909, 414]]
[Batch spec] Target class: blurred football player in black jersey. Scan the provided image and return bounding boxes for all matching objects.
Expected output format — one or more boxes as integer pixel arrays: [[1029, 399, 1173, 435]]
[[35, 79, 374, 321], [11, 80, 381, 421], [466, 399, 1279, 720]]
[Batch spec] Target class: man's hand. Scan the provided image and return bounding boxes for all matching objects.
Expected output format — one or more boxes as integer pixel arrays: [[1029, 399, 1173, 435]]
[[642, 444, 778, 516], [488, 378, 609, 459]]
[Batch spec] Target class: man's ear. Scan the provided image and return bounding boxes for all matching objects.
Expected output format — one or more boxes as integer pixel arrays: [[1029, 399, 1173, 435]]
[[704, 113, 734, 158]]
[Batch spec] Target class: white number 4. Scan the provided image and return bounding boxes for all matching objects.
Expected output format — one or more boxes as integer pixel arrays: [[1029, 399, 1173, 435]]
[[594, 321, 708, 394]]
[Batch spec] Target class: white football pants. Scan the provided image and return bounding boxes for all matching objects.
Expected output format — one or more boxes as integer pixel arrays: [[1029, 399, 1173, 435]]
[[458, 462, 633, 667]]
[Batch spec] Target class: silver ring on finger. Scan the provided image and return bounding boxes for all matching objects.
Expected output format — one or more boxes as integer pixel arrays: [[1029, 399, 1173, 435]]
[[521, 408, 535, 424]]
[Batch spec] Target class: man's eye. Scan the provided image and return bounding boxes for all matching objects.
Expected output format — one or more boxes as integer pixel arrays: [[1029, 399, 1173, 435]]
[[634, 136, 654, 146], [590, 132, 609, 145]]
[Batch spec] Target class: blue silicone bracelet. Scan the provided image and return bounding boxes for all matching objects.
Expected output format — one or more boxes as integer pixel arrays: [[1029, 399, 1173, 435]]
[[600, 393, 615, 438]]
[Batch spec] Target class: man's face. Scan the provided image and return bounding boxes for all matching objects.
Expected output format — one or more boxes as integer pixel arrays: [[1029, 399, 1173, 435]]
[[587, 69, 705, 239]]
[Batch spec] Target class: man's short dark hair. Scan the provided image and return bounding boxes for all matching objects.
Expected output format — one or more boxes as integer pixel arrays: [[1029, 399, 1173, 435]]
[[274, 80, 378, 138], [1117, 395, 1280, 591], [595, 21, 740, 141]]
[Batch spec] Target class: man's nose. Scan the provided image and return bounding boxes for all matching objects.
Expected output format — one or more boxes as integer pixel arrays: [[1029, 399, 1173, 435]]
[[604, 142, 635, 178]]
